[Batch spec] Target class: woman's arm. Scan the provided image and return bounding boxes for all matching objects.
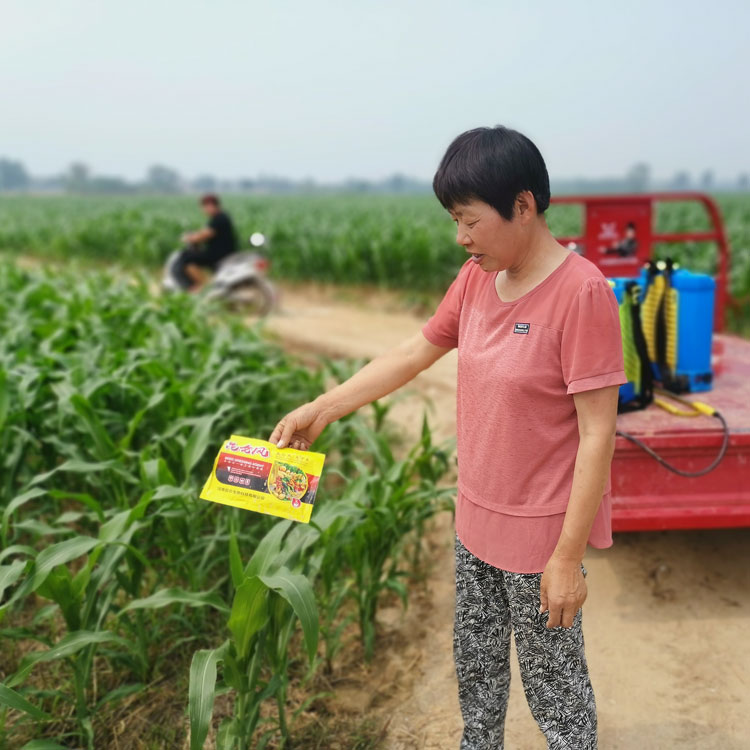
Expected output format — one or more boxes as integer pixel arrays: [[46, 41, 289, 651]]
[[540, 384, 619, 628], [270, 331, 451, 450]]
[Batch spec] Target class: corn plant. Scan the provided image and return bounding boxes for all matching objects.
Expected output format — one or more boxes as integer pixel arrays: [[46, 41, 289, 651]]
[[1, 194, 749, 319], [0, 263, 454, 748]]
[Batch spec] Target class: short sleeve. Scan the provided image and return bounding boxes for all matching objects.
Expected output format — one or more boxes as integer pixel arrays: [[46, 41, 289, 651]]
[[560, 277, 628, 395], [422, 260, 473, 349]]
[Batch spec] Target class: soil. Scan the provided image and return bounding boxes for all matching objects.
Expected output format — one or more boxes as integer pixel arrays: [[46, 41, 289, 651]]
[[266, 285, 750, 750]]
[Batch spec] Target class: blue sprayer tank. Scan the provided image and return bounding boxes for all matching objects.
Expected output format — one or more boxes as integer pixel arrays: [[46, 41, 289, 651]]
[[638, 266, 715, 393], [608, 277, 638, 404]]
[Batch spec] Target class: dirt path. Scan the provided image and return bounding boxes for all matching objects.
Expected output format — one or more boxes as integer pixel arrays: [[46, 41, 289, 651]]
[[267, 287, 750, 750]]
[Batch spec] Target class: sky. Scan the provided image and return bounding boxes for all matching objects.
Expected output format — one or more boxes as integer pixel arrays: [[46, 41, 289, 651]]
[[2, 0, 748, 183]]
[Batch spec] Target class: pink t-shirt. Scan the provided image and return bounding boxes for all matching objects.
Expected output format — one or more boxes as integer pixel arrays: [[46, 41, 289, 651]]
[[422, 250, 627, 573]]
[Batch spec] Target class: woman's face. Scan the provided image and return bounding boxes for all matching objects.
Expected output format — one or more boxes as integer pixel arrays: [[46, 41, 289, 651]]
[[448, 197, 529, 273]]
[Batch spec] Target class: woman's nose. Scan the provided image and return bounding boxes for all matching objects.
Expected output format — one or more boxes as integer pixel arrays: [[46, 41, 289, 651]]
[[456, 229, 471, 247]]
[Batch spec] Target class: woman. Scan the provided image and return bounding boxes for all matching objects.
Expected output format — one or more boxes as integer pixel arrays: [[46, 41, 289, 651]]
[[270, 126, 627, 749]]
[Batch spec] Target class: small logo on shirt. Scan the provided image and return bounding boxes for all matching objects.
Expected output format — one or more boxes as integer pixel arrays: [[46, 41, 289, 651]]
[[513, 322, 530, 334]]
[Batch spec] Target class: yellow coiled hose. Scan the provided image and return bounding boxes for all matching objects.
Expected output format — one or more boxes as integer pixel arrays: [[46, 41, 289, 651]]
[[641, 263, 678, 380], [641, 272, 664, 363], [665, 285, 678, 374]]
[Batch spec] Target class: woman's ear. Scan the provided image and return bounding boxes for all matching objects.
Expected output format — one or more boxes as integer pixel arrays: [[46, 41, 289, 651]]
[[515, 190, 536, 224]]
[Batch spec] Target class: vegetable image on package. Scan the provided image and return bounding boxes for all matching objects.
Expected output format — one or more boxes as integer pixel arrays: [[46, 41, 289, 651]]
[[269, 462, 309, 504], [200, 435, 326, 523]]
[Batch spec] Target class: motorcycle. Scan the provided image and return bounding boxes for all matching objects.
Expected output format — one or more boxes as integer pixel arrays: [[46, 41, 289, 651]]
[[162, 232, 277, 315]]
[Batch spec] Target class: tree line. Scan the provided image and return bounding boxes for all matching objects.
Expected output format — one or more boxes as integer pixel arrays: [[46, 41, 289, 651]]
[[1, 157, 748, 195]]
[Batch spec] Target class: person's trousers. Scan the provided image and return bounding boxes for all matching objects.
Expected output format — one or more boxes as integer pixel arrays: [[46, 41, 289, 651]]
[[173, 245, 217, 289], [453, 534, 598, 750]]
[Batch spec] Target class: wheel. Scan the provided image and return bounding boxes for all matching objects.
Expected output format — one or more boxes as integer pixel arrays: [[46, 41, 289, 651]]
[[227, 279, 275, 315]]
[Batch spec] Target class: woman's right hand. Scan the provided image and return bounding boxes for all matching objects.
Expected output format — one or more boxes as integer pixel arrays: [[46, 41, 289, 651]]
[[269, 401, 330, 451]]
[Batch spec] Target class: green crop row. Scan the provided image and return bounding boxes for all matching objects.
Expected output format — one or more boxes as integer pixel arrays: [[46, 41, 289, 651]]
[[0, 264, 454, 748], [1, 194, 749, 307]]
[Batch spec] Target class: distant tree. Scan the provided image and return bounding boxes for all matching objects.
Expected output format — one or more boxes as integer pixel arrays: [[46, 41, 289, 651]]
[[384, 173, 408, 193], [146, 164, 181, 193], [237, 178, 255, 192], [0, 158, 30, 191], [670, 171, 691, 190], [86, 176, 134, 194], [65, 161, 90, 192], [739, 173, 749, 191], [699, 169, 714, 190], [192, 174, 217, 192], [625, 162, 650, 192], [343, 178, 370, 193]]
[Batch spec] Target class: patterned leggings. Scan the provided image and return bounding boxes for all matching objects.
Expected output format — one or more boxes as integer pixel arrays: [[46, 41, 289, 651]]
[[453, 535, 598, 750]]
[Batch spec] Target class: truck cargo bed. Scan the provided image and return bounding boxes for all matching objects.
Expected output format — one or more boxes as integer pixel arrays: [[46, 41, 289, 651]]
[[612, 332, 750, 531]]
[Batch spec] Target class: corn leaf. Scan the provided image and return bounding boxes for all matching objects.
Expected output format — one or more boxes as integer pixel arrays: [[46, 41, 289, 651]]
[[259, 568, 318, 664], [188, 645, 225, 750], [31, 536, 100, 591], [227, 576, 269, 661], [0, 560, 27, 603], [0, 682, 51, 720], [120, 587, 229, 615]]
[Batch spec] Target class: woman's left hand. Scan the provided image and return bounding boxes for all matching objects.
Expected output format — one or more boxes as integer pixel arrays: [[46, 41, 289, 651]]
[[539, 553, 587, 629]]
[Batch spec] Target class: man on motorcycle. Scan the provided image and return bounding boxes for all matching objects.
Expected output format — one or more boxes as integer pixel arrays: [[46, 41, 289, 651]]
[[174, 194, 238, 290]]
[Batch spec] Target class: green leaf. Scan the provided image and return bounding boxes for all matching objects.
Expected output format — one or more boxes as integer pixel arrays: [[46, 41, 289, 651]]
[[31, 459, 117, 486], [0, 560, 27, 603], [32, 536, 100, 591], [140, 456, 176, 488], [152, 485, 188, 500], [189, 644, 226, 750], [48, 490, 104, 519], [10, 630, 129, 687], [70, 393, 117, 460], [259, 568, 318, 664], [120, 587, 229, 615], [2, 487, 46, 539], [119, 391, 165, 450], [98, 509, 133, 543], [0, 682, 51, 720], [2, 536, 101, 613], [36, 566, 81, 630], [96, 682, 145, 709], [0, 369, 8, 433], [227, 577, 269, 661], [244, 520, 291, 578], [183, 415, 216, 478], [0, 545, 36, 564], [21, 741, 70, 750], [228, 530, 244, 589]]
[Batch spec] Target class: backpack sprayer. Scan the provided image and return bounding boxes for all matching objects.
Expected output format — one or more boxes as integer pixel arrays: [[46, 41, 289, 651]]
[[608, 260, 728, 477]]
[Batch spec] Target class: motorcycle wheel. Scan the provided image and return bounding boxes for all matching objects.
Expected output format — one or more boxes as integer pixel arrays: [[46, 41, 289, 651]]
[[226, 279, 275, 316]]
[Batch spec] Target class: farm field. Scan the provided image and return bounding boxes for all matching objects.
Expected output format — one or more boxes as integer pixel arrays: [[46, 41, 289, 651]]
[[1, 192, 750, 749], [0, 263, 454, 748], [1, 193, 749, 320]]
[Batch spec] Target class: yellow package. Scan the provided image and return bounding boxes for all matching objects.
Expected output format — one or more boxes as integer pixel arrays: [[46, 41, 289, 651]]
[[200, 435, 326, 523]]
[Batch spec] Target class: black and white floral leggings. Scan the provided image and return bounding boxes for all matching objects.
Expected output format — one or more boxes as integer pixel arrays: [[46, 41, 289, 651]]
[[454, 534, 598, 750]]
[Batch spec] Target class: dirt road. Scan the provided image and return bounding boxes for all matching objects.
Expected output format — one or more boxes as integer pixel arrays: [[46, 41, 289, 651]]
[[267, 287, 750, 750]]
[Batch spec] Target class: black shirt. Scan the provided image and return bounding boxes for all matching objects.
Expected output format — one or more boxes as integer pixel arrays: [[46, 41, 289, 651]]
[[206, 211, 237, 263]]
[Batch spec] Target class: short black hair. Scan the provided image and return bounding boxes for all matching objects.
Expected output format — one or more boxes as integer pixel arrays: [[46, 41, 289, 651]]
[[433, 126, 550, 220], [200, 193, 220, 207]]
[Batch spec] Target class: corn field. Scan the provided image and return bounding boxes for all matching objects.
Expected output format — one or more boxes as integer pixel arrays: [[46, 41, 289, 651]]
[[1, 194, 749, 316], [1, 191, 748, 746], [0, 264, 454, 748]]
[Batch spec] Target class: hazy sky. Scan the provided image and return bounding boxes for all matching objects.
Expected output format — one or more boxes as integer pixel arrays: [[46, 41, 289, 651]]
[[2, 0, 748, 182]]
